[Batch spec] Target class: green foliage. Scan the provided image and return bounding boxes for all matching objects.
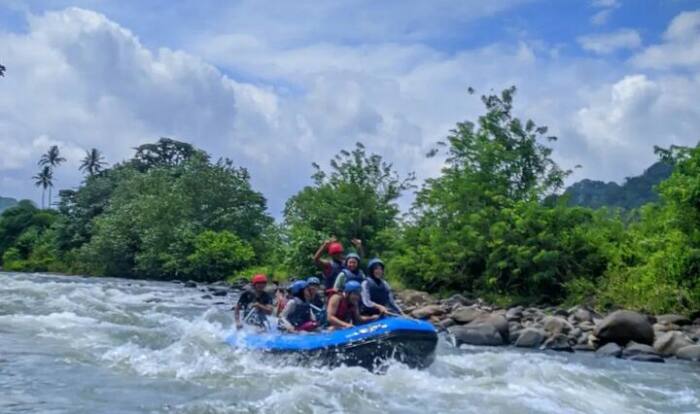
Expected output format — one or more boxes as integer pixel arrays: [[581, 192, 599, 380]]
[[186, 230, 254, 282], [0, 196, 17, 213], [283, 142, 414, 275]]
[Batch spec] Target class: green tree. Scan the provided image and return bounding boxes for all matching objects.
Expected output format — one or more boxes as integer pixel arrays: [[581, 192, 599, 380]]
[[32, 166, 53, 209], [79, 148, 108, 177], [186, 230, 255, 282], [38, 145, 66, 207], [283, 142, 415, 275]]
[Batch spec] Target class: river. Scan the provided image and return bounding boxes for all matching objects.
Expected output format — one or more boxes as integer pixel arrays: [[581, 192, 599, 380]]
[[1, 272, 699, 414]]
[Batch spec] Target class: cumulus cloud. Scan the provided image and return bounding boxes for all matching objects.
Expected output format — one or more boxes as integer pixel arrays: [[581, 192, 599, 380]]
[[578, 29, 642, 54], [632, 10, 700, 69], [590, 0, 620, 25]]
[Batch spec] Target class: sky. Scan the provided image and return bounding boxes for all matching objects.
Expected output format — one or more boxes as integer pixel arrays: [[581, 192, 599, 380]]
[[1, 0, 699, 217]]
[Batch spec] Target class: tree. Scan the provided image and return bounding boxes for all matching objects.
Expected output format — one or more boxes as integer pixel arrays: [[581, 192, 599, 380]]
[[38, 145, 66, 207], [79, 148, 108, 177], [132, 137, 202, 170], [32, 166, 53, 209], [284, 142, 415, 275]]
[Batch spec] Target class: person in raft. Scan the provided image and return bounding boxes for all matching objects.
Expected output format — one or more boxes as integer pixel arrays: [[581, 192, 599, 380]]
[[306, 276, 327, 326], [313, 237, 363, 291], [326, 281, 380, 329], [235, 274, 274, 329], [332, 252, 366, 292], [361, 258, 402, 316], [279, 280, 318, 332]]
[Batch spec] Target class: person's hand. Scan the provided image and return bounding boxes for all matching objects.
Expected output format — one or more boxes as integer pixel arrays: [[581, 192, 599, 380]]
[[376, 305, 388, 315], [351, 238, 362, 247], [324, 236, 337, 246]]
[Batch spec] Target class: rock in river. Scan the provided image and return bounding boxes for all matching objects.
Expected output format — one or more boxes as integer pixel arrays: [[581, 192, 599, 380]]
[[596, 342, 622, 358], [653, 331, 695, 357], [514, 328, 546, 348], [593, 310, 654, 346], [449, 324, 504, 347], [676, 345, 700, 361]]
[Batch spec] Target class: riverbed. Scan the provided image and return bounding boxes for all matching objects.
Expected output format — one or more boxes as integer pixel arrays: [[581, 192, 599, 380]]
[[1, 272, 699, 413]]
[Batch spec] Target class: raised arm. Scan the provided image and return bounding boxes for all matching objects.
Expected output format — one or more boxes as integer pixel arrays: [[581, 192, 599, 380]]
[[350, 238, 365, 259], [313, 238, 334, 268]]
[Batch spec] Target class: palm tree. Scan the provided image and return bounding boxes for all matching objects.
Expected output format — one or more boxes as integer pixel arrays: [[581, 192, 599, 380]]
[[79, 148, 108, 177], [38, 145, 66, 207], [32, 166, 53, 209]]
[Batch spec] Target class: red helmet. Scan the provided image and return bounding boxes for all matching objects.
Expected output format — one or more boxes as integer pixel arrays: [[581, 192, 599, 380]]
[[251, 274, 268, 284], [328, 242, 344, 255]]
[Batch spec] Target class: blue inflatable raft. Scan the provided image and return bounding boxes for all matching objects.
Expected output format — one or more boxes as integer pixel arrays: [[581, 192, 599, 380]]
[[226, 317, 438, 369]]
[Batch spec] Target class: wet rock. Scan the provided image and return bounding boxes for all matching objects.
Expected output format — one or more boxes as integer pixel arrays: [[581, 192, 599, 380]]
[[543, 316, 573, 335], [570, 307, 593, 323], [451, 307, 487, 324], [514, 328, 546, 348], [596, 342, 622, 358], [622, 341, 660, 359], [573, 344, 596, 352], [201, 294, 213, 300], [411, 304, 446, 319], [437, 318, 456, 331], [626, 354, 665, 363], [656, 314, 691, 326], [443, 294, 473, 308], [553, 308, 569, 318], [653, 331, 694, 357], [211, 289, 228, 297], [449, 324, 504, 347], [506, 306, 524, 321], [579, 321, 595, 332], [469, 314, 510, 343], [183, 281, 197, 288], [396, 290, 435, 307], [541, 334, 573, 352], [594, 310, 654, 346], [676, 345, 700, 361], [508, 321, 522, 335]]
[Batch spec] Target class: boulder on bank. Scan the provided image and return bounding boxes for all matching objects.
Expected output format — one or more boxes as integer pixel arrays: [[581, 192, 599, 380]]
[[676, 345, 700, 361], [451, 307, 487, 324], [593, 310, 654, 346], [449, 324, 504, 346], [541, 334, 573, 352], [622, 342, 660, 359], [396, 290, 434, 307], [468, 314, 510, 343], [542, 316, 573, 335], [514, 328, 546, 348], [653, 331, 694, 357], [596, 342, 622, 358], [656, 314, 691, 326], [411, 304, 446, 319]]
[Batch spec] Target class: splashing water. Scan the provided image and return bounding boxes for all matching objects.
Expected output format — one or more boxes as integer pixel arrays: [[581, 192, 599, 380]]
[[1, 272, 699, 414]]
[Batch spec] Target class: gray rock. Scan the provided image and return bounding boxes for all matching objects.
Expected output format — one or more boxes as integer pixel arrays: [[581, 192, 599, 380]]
[[622, 341, 660, 359], [553, 308, 569, 318], [211, 288, 228, 297], [451, 307, 487, 324], [543, 316, 573, 335], [594, 310, 654, 346], [579, 321, 595, 332], [676, 345, 700, 361], [509, 329, 522, 344], [515, 328, 546, 348], [506, 306, 524, 321], [396, 290, 435, 307], [449, 324, 504, 347], [469, 314, 510, 343], [437, 318, 456, 331], [656, 314, 691, 326], [573, 344, 596, 352], [626, 354, 665, 363], [653, 331, 694, 356], [571, 308, 594, 323], [411, 304, 446, 319], [443, 293, 473, 308], [183, 281, 197, 288], [541, 334, 573, 352], [201, 294, 213, 300], [596, 342, 622, 358]]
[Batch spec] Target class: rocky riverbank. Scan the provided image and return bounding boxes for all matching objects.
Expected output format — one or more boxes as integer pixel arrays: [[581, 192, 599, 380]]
[[181, 280, 700, 364], [395, 289, 700, 364]]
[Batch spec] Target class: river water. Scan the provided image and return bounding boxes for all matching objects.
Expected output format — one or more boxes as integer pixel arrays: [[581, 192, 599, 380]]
[[1, 272, 699, 414]]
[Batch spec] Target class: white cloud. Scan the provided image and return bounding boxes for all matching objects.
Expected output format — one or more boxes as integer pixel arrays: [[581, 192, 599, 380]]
[[578, 29, 642, 54], [633, 10, 700, 69], [590, 0, 620, 26]]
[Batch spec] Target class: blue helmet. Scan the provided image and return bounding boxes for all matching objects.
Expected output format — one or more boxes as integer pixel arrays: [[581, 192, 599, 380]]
[[367, 258, 385, 272], [345, 252, 361, 264], [344, 280, 362, 293], [290, 280, 308, 295], [307, 276, 321, 286]]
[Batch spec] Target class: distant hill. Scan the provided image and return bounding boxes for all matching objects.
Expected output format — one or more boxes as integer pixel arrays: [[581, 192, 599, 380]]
[[563, 161, 673, 210], [0, 196, 18, 213]]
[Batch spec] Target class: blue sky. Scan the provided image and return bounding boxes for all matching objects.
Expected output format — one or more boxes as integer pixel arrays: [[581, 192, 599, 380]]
[[1, 1, 700, 216]]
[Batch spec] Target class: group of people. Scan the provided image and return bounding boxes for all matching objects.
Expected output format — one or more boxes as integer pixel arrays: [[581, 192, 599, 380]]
[[234, 238, 402, 333]]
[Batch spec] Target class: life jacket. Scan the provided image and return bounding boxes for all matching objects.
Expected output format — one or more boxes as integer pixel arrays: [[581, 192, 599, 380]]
[[286, 297, 312, 328], [341, 268, 365, 285], [334, 295, 356, 324], [324, 260, 345, 290], [365, 276, 390, 306]]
